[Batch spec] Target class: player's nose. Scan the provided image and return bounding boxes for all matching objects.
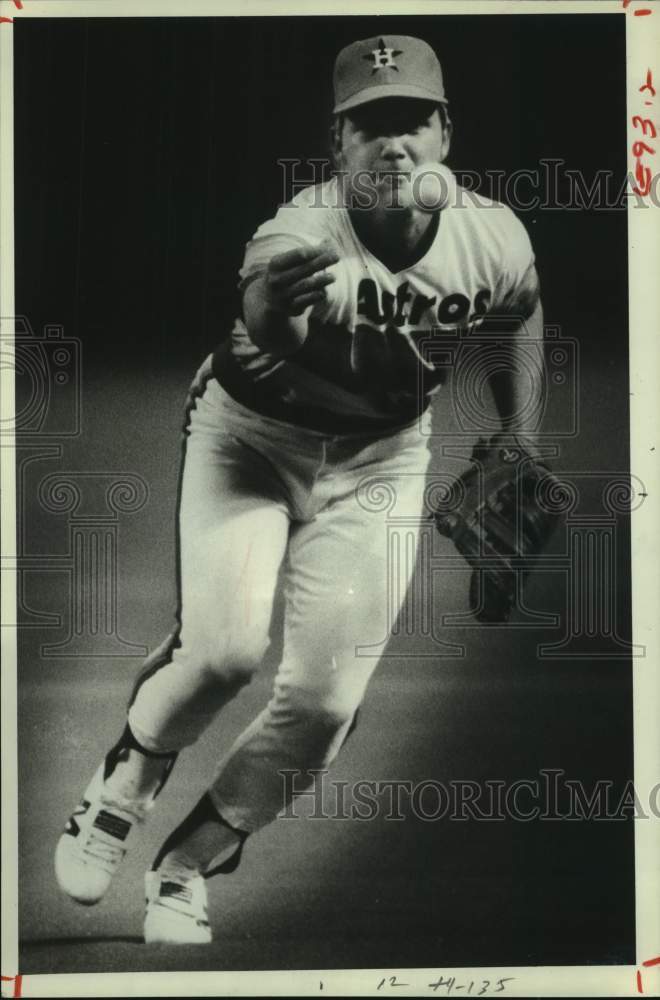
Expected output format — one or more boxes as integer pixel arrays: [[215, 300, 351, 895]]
[[379, 135, 407, 161]]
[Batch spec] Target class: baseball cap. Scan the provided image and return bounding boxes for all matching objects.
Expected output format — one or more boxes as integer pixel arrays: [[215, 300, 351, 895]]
[[333, 35, 448, 114]]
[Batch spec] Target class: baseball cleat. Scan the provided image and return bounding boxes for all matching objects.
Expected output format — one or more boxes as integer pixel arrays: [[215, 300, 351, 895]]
[[55, 763, 148, 906], [144, 868, 212, 945]]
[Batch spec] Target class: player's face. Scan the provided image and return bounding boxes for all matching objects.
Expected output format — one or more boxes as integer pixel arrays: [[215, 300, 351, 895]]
[[335, 98, 451, 211]]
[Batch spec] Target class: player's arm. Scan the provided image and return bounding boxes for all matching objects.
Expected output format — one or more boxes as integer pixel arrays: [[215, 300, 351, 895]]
[[486, 265, 544, 442], [242, 243, 339, 356]]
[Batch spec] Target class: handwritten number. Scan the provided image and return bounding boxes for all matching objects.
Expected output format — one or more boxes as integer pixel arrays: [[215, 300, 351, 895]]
[[633, 161, 652, 195], [426, 975, 514, 995], [428, 975, 455, 993], [377, 976, 409, 990], [632, 115, 657, 138], [632, 139, 656, 157], [639, 70, 656, 97], [631, 62, 656, 201]]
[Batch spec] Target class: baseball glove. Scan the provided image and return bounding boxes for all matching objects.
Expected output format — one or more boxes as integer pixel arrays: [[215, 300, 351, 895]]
[[432, 434, 562, 623]]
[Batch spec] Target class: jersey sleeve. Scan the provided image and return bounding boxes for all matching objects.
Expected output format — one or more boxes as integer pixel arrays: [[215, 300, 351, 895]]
[[493, 207, 540, 320], [238, 185, 333, 291]]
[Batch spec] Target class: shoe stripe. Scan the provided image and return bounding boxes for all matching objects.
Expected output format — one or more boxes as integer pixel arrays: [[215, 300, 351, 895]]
[[63, 799, 91, 837], [93, 809, 132, 841], [160, 880, 192, 901]]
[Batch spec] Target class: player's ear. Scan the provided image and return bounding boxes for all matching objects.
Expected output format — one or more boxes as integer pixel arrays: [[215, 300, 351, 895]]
[[440, 108, 453, 161]]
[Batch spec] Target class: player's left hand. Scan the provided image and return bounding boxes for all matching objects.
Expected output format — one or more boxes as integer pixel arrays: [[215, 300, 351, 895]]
[[431, 435, 563, 623]]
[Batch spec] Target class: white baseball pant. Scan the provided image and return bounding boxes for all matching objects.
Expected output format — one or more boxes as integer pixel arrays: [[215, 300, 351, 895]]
[[128, 356, 432, 833]]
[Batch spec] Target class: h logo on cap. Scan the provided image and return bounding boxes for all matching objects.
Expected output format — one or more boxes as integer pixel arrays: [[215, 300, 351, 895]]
[[364, 38, 403, 72], [333, 35, 448, 114]]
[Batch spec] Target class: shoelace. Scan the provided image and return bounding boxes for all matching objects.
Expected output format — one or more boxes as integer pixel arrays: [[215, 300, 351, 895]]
[[81, 832, 126, 874], [99, 796, 147, 824]]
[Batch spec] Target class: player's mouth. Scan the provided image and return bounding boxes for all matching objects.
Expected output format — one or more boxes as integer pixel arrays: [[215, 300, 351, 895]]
[[375, 170, 411, 186]]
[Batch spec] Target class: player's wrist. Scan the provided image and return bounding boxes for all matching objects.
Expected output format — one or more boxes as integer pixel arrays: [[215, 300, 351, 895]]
[[243, 274, 309, 355], [247, 306, 309, 357]]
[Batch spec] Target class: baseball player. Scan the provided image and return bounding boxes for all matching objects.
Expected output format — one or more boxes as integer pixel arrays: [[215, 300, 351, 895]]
[[55, 35, 550, 945]]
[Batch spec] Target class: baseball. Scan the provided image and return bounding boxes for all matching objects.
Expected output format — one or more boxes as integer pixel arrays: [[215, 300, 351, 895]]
[[410, 161, 457, 212]]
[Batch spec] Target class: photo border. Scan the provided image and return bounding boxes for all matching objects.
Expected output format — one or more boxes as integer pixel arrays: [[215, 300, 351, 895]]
[[1, 1, 658, 996]]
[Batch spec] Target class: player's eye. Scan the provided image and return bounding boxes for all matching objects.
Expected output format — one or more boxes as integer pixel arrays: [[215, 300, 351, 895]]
[[393, 117, 429, 136], [410, 117, 432, 132]]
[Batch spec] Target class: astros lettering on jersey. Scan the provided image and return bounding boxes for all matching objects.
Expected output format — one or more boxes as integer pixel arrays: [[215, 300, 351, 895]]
[[214, 175, 539, 433]]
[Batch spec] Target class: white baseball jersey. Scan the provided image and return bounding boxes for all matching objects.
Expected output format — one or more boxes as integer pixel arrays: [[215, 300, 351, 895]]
[[213, 176, 538, 434]]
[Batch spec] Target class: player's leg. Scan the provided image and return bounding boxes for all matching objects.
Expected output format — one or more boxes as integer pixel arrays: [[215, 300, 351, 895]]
[[207, 444, 431, 828], [144, 427, 431, 942], [55, 364, 291, 905]]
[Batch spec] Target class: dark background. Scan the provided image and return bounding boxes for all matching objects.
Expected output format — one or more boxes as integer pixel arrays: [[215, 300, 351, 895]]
[[14, 15, 635, 975]]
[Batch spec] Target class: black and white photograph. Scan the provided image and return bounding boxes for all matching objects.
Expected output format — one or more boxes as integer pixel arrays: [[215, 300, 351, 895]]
[[1, 1, 658, 996]]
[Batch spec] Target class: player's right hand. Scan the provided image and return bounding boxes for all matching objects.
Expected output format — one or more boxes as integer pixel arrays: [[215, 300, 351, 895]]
[[264, 243, 339, 316]]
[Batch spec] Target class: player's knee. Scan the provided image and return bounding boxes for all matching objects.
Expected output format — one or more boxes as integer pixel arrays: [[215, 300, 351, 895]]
[[199, 634, 269, 687], [285, 682, 359, 731]]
